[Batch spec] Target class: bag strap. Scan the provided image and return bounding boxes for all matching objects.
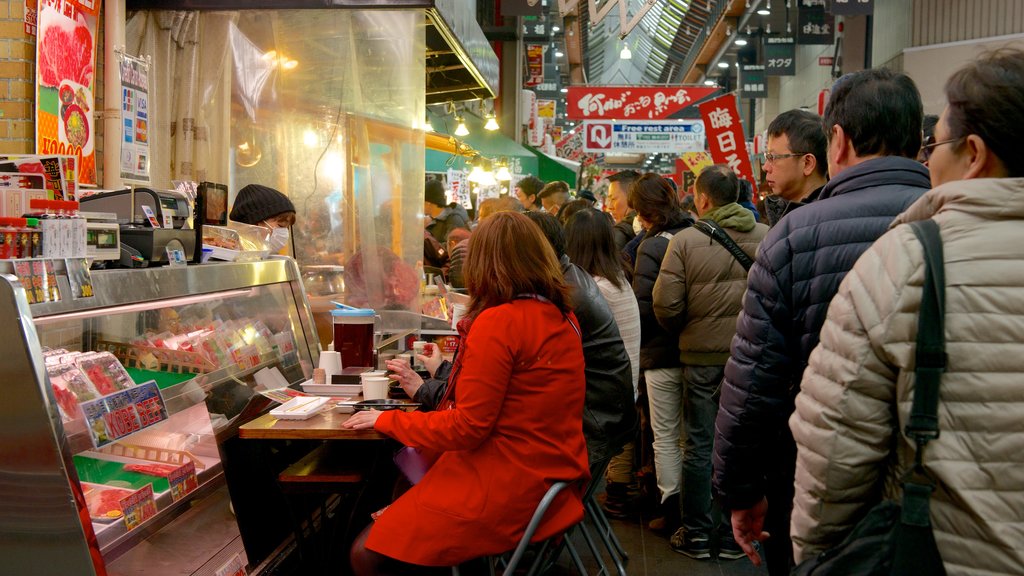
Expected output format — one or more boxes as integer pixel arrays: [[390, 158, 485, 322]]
[[891, 219, 948, 576], [692, 218, 754, 271]]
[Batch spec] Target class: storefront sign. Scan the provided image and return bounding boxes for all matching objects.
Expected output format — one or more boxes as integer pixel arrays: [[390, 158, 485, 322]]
[[819, 56, 835, 66], [168, 461, 199, 502], [829, 0, 873, 15], [698, 94, 755, 186], [798, 5, 836, 45], [556, 126, 585, 162], [80, 380, 169, 449], [537, 100, 556, 118], [24, 0, 38, 35], [525, 45, 544, 87], [765, 37, 797, 76], [566, 86, 719, 120], [582, 120, 706, 154], [740, 65, 768, 99], [118, 51, 151, 183], [679, 151, 714, 174], [119, 484, 157, 531], [35, 0, 102, 186]]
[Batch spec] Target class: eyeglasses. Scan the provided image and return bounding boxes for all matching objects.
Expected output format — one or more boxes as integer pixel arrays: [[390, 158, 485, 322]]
[[920, 135, 961, 162], [763, 152, 807, 163]]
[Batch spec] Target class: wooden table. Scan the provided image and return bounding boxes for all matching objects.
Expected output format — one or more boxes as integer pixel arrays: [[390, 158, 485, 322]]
[[238, 411, 387, 440]]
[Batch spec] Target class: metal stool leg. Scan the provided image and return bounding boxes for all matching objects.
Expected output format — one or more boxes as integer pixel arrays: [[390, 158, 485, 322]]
[[585, 497, 627, 576], [575, 518, 611, 576]]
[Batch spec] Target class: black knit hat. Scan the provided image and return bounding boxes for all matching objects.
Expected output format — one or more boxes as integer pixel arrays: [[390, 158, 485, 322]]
[[229, 184, 295, 225], [425, 179, 447, 207]]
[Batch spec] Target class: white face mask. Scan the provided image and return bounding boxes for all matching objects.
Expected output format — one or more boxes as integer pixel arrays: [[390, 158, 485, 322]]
[[267, 226, 290, 252], [632, 215, 645, 235]]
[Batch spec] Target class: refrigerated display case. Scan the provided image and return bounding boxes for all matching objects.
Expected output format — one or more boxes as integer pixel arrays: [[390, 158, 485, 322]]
[[0, 258, 319, 575]]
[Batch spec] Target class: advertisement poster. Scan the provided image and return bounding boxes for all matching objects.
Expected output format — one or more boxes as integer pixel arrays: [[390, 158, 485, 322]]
[[25, 0, 38, 35], [537, 100, 556, 118], [566, 86, 720, 120], [118, 51, 151, 183], [525, 44, 544, 87], [80, 381, 168, 449], [698, 94, 756, 186], [582, 120, 706, 154], [35, 0, 101, 186]]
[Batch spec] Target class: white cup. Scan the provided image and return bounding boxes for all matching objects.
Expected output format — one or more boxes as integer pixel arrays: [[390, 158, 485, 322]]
[[396, 353, 414, 368], [362, 376, 389, 400], [412, 340, 428, 356], [319, 351, 342, 380], [451, 303, 468, 328], [361, 370, 387, 379]]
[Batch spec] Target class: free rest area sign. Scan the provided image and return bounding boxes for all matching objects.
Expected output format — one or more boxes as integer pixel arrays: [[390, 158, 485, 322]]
[[583, 120, 706, 154]]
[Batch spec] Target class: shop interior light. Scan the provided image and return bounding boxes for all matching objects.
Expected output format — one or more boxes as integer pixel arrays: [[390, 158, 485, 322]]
[[454, 115, 470, 136], [560, 87, 569, 93], [484, 112, 500, 131], [718, 61, 730, 68], [620, 44, 632, 60], [758, 0, 771, 15], [704, 79, 716, 86], [555, 50, 565, 57], [303, 129, 319, 148], [552, 25, 561, 32], [495, 161, 512, 181], [735, 38, 748, 46]]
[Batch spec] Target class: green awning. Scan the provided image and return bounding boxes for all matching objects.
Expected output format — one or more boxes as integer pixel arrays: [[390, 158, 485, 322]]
[[526, 145, 578, 187], [425, 110, 537, 175]]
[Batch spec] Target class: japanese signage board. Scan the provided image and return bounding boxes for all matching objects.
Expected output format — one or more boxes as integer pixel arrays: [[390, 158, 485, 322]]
[[679, 151, 714, 174], [741, 65, 768, 99], [80, 381, 169, 449], [118, 51, 151, 183], [25, 0, 38, 35], [566, 86, 720, 120], [765, 37, 797, 76], [120, 484, 157, 531], [698, 94, 756, 186], [829, 0, 873, 15], [582, 120, 706, 154], [556, 127, 585, 162], [537, 100, 556, 118], [168, 461, 200, 502], [35, 0, 102, 185], [525, 45, 544, 87], [798, 4, 836, 45]]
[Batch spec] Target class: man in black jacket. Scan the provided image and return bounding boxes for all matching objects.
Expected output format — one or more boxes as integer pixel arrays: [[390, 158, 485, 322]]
[[526, 211, 637, 471], [713, 69, 932, 575], [761, 109, 829, 227]]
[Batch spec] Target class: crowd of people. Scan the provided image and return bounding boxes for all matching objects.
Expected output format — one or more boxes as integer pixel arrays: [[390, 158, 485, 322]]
[[342, 49, 1024, 575]]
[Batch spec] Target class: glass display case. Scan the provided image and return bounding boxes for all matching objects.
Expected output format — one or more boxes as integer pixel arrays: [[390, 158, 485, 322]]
[[0, 258, 318, 575]]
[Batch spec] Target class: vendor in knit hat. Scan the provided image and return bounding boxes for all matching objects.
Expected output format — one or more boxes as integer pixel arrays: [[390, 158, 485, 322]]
[[229, 184, 296, 228]]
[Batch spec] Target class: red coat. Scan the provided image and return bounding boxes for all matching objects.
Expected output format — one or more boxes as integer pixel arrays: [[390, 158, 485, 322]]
[[367, 298, 590, 566]]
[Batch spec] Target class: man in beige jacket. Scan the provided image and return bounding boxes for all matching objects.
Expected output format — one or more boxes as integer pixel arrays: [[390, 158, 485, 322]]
[[653, 165, 768, 560], [790, 49, 1024, 575]]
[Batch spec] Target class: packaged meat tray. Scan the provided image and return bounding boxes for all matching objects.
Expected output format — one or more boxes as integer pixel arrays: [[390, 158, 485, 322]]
[[73, 454, 171, 493], [81, 482, 135, 523], [75, 352, 135, 395], [47, 362, 98, 421]]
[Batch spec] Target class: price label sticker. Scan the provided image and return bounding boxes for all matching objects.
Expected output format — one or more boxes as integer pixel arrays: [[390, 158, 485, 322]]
[[168, 461, 199, 502], [120, 484, 157, 531]]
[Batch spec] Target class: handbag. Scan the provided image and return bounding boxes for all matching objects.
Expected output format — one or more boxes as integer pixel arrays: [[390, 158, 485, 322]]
[[792, 219, 948, 576], [692, 218, 755, 271]]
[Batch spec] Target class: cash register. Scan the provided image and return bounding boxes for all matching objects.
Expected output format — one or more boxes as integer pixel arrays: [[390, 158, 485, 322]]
[[80, 188, 196, 265]]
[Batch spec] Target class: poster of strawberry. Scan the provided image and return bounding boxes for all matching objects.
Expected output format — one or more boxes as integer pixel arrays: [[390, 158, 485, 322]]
[[35, 0, 101, 186]]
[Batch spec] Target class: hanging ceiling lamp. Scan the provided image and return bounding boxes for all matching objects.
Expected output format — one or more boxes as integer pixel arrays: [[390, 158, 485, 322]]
[[454, 115, 470, 136], [484, 111, 499, 131]]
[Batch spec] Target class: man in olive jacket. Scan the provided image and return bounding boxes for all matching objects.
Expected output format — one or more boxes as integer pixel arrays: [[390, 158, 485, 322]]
[[652, 165, 768, 559], [712, 68, 931, 574]]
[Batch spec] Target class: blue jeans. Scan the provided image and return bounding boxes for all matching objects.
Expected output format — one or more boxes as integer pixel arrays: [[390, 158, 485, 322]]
[[680, 364, 729, 537]]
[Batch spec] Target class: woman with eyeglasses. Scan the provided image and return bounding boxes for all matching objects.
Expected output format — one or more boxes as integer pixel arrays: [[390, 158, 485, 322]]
[[790, 48, 1024, 574]]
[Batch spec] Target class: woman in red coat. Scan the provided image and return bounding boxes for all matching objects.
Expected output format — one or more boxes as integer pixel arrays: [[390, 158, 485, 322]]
[[344, 211, 590, 574]]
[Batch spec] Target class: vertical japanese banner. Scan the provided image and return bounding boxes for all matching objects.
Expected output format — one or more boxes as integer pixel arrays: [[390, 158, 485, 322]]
[[525, 45, 544, 87], [118, 51, 151, 183], [35, 0, 101, 186], [698, 94, 755, 186]]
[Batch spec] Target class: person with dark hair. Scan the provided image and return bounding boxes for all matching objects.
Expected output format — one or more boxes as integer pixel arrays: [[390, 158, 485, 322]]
[[514, 176, 544, 211], [424, 179, 469, 246], [627, 172, 694, 532], [576, 189, 597, 206], [564, 208, 641, 517], [918, 113, 940, 164], [345, 212, 589, 575], [714, 67, 932, 575], [525, 211, 637, 474], [736, 179, 760, 222], [762, 109, 829, 227], [607, 170, 641, 249], [557, 198, 592, 226], [790, 48, 1024, 575], [652, 164, 769, 559], [538, 180, 571, 216]]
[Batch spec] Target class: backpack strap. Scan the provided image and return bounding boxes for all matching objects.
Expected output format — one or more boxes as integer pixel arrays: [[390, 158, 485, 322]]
[[692, 218, 755, 271]]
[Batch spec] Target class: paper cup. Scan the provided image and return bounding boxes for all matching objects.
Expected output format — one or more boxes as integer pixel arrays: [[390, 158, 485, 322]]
[[412, 340, 428, 355], [362, 377, 389, 400], [319, 351, 342, 379], [451, 303, 468, 328]]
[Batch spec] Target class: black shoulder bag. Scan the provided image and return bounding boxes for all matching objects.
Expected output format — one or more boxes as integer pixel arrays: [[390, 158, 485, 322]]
[[692, 218, 754, 271], [791, 219, 948, 576]]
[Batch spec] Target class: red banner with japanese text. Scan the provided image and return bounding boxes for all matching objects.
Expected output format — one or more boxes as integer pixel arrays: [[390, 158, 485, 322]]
[[697, 94, 755, 186], [566, 86, 719, 120], [525, 45, 544, 87], [35, 0, 101, 185]]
